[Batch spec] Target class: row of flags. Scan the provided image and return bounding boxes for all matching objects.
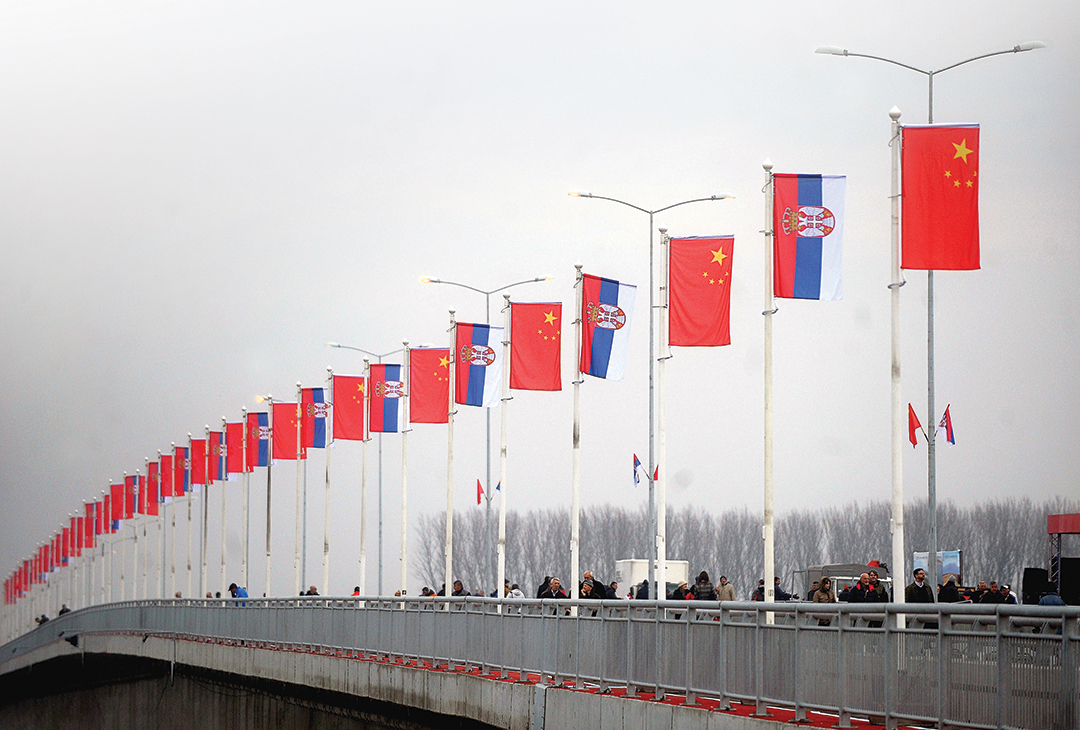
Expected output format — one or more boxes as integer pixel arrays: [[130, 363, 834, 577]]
[[5, 123, 979, 606]]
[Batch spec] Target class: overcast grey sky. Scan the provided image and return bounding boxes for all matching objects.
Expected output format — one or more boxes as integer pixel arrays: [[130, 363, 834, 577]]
[[2, 1, 1077, 594]]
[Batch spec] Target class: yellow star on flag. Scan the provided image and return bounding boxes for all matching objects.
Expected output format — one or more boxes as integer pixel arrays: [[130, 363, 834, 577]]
[[438, 355, 450, 369], [711, 247, 728, 265], [952, 139, 974, 163], [543, 310, 558, 325]]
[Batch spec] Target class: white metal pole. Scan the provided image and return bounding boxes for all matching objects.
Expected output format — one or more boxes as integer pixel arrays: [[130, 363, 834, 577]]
[[401, 341, 410, 595], [187, 435, 194, 599], [445, 311, 457, 601], [762, 160, 776, 607], [120, 509, 128, 602], [295, 384, 302, 596], [132, 478, 141, 601], [360, 360, 370, 595], [571, 263, 583, 615], [221, 417, 228, 597], [323, 368, 332, 595], [202, 427, 210, 597], [264, 398, 274, 598], [241, 411, 250, 590], [890, 106, 907, 612], [497, 294, 510, 604], [657, 229, 670, 599]]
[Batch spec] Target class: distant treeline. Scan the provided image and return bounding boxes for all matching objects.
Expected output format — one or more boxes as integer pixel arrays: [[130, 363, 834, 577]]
[[414, 497, 1078, 598]]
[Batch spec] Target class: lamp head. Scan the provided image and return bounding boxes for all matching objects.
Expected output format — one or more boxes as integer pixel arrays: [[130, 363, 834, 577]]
[[815, 45, 848, 56], [326, 341, 340, 348], [568, 190, 592, 198], [1015, 41, 1047, 52], [712, 192, 735, 200]]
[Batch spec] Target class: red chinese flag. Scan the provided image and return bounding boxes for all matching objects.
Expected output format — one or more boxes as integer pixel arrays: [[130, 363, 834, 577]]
[[95, 500, 105, 535], [332, 376, 366, 440], [145, 462, 159, 516], [409, 348, 451, 423], [902, 125, 980, 270], [83, 504, 97, 546], [272, 402, 303, 460], [226, 422, 244, 475], [70, 517, 81, 557], [190, 439, 207, 485], [110, 483, 124, 522], [160, 454, 174, 499], [668, 236, 734, 346], [510, 303, 562, 391]]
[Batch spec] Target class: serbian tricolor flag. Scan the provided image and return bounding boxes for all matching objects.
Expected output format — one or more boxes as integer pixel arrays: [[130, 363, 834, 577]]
[[669, 236, 735, 345], [190, 438, 207, 489], [174, 445, 189, 494], [145, 462, 159, 515], [226, 422, 244, 476], [160, 453, 174, 502], [330, 377, 365, 440], [902, 125, 980, 270], [369, 364, 405, 432], [908, 404, 922, 448], [510, 302, 562, 390], [208, 431, 225, 482], [409, 348, 451, 424], [633, 454, 642, 487], [477, 479, 485, 505], [301, 388, 328, 449], [938, 405, 956, 446], [272, 402, 304, 460], [110, 483, 124, 530], [247, 412, 269, 467], [455, 323, 503, 407], [580, 274, 636, 381], [773, 174, 845, 300], [124, 475, 139, 518]]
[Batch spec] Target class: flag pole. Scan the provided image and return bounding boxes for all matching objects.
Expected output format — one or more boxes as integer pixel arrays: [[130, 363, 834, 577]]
[[186, 434, 193, 599], [133, 474, 142, 601], [445, 311, 457, 603], [221, 417, 228, 597], [141, 471, 149, 600], [157, 451, 165, 599], [120, 480, 128, 601], [294, 384, 303, 596], [401, 341, 410, 595], [323, 367, 333, 595], [657, 228, 670, 603], [762, 159, 776, 609], [241, 410, 249, 591], [497, 294, 511, 607], [202, 426, 210, 597], [360, 360, 370, 596], [889, 106, 907, 614], [264, 397, 274, 598], [571, 263, 583, 617]]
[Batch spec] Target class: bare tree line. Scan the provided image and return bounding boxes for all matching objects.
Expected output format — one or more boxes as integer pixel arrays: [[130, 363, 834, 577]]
[[415, 497, 1078, 598]]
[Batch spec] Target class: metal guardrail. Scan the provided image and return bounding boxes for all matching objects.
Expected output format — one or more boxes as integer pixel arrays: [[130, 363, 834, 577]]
[[2, 597, 1077, 730]]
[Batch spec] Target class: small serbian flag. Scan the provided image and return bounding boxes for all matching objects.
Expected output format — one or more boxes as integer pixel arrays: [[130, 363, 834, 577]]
[[633, 454, 642, 487], [938, 405, 955, 446], [208, 431, 224, 482], [369, 364, 405, 433], [125, 475, 139, 518], [908, 404, 922, 448], [669, 236, 734, 346], [301, 387, 328, 449], [477, 479, 485, 505], [455, 323, 504, 407], [580, 273, 636, 380], [773, 173, 845, 300], [174, 445, 189, 494], [247, 412, 269, 468]]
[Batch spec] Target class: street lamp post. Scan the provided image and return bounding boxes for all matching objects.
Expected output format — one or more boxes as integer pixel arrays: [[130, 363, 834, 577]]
[[569, 191, 732, 600], [326, 342, 405, 595], [421, 276, 552, 594], [816, 41, 1046, 589]]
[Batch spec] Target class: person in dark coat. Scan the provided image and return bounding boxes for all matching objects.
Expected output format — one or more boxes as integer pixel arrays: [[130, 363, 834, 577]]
[[773, 577, 792, 601], [634, 580, 649, 600], [671, 581, 691, 600], [540, 577, 567, 599], [536, 576, 551, 598], [938, 575, 961, 603], [979, 582, 1005, 604], [693, 571, 716, 601], [905, 569, 935, 603]]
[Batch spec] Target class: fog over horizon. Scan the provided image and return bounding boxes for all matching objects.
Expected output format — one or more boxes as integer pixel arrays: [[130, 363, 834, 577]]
[[2, 1, 1078, 595]]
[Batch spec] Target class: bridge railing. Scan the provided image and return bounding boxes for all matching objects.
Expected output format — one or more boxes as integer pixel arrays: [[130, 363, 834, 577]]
[[2, 597, 1077, 730]]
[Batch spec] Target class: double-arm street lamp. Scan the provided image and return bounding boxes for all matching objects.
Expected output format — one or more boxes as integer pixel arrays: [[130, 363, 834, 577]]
[[326, 342, 405, 595], [816, 40, 1046, 590], [569, 191, 732, 600], [420, 275, 552, 594]]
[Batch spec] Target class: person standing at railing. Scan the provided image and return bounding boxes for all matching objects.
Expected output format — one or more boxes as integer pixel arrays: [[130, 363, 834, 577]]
[[716, 576, 735, 602], [539, 577, 566, 599], [867, 570, 889, 602], [938, 575, 961, 603], [904, 569, 935, 603], [693, 571, 716, 602]]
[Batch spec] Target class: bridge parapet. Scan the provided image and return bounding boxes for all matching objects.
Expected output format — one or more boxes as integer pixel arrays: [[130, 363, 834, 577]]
[[2, 598, 1077, 730]]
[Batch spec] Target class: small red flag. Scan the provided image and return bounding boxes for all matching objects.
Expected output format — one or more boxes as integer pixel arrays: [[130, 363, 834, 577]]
[[668, 236, 734, 346], [510, 302, 562, 390], [901, 125, 980, 270], [190, 439, 207, 485], [477, 479, 484, 505], [226, 422, 244, 475], [145, 462, 159, 516], [332, 375, 366, 440], [160, 454, 174, 499], [110, 483, 124, 523], [409, 348, 451, 423], [272, 402, 304, 460], [908, 404, 922, 448]]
